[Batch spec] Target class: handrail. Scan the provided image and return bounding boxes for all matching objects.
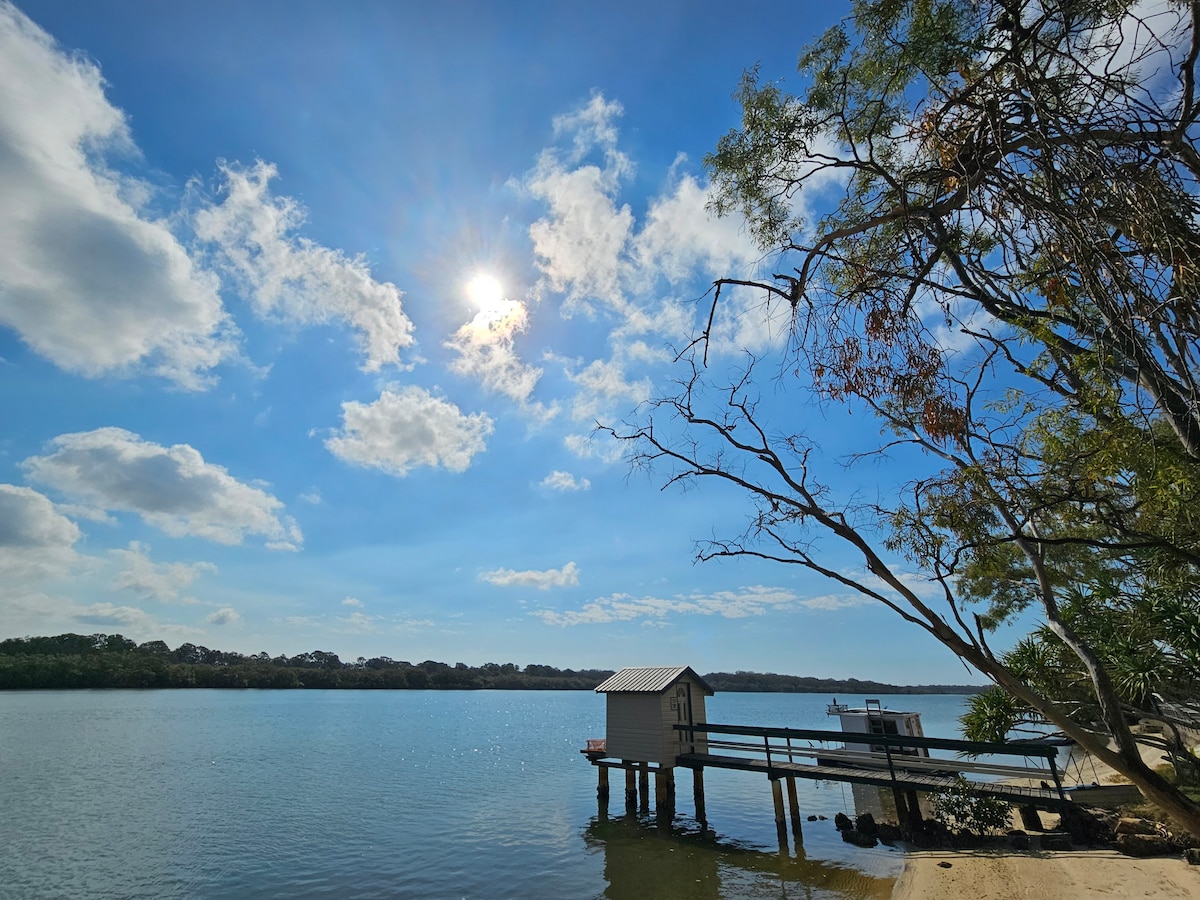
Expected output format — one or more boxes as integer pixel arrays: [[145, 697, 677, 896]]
[[674, 721, 1060, 761]]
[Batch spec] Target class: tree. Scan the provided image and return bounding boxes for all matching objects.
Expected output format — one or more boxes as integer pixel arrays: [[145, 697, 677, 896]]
[[614, 0, 1200, 831]]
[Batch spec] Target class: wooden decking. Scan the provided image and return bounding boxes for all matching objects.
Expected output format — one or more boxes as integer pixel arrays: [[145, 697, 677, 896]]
[[676, 751, 1066, 808]]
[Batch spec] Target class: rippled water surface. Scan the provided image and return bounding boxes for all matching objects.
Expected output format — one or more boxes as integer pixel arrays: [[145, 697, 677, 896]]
[[0, 690, 972, 898]]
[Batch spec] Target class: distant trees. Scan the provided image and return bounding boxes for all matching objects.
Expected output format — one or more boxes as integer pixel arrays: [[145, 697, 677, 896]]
[[0, 633, 981, 694], [0, 634, 615, 691]]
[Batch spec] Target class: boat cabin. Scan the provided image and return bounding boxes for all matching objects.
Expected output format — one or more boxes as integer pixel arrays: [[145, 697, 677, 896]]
[[826, 698, 929, 757], [594, 666, 713, 766]]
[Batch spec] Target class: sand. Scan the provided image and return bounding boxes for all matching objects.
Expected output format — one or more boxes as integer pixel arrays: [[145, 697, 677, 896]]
[[892, 739, 1200, 900], [891, 848, 1200, 899]]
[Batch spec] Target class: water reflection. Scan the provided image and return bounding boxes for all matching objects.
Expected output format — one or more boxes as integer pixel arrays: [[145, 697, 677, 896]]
[[584, 815, 895, 900]]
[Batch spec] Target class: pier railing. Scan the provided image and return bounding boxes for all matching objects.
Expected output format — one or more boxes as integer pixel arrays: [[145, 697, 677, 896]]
[[674, 721, 1066, 801]]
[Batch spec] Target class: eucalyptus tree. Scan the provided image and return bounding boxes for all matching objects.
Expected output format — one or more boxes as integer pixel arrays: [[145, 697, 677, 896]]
[[615, 0, 1200, 830]]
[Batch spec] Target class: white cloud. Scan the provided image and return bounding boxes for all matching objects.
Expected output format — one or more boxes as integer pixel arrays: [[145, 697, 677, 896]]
[[299, 488, 322, 505], [335, 610, 380, 634], [193, 159, 415, 372], [540, 470, 590, 492], [445, 297, 556, 421], [206, 606, 241, 626], [325, 387, 493, 476], [22, 427, 302, 549], [341, 596, 363, 608], [532, 584, 860, 625], [563, 431, 624, 463], [522, 94, 634, 318], [481, 561, 580, 590], [0, 483, 80, 578], [631, 165, 760, 284], [109, 541, 215, 602], [562, 356, 652, 423], [0, 4, 235, 388]]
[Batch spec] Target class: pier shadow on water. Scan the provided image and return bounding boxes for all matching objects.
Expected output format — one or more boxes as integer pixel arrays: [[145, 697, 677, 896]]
[[582, 813, 895, 900]]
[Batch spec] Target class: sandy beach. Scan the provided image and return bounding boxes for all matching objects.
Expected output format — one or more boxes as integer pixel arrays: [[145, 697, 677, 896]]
[[892, 847, 1200, 899], [892, 738, 1200, 899]]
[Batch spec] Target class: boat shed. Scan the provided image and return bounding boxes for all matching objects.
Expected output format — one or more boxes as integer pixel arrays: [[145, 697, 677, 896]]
[[595, 666, 713, 766]]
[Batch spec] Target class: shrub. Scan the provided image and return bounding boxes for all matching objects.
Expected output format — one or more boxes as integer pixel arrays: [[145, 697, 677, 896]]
[[931, 778, 1012, 834]]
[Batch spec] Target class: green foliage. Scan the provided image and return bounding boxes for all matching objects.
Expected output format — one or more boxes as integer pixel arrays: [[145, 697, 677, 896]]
[[931, 777, 1013, 834], [670, 0, 1200, 830]]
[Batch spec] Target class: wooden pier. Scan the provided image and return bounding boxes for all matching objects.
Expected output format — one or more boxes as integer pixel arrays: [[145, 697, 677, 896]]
[[583, 718, 1072, 842], [582, 668, 1077, 846]]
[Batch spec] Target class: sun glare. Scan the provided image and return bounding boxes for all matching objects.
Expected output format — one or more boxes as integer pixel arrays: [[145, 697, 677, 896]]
[[466, 273, 505, 311]]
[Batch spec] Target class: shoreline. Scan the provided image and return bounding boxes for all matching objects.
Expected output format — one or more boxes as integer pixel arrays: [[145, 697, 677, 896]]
[[891, 846, 1200, 899]]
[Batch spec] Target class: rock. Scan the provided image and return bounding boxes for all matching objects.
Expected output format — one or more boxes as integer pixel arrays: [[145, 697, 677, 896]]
[[938, 861, 953, 868], [1040, 832, 1073, 851], [1018, 805, 1044, 832], [950, 828, 982, 849], [1007, 829, 1031, 851], [1117, 833, 1171, 857], [910, 828, 936, 849], [855, 812, 879, 837], [818, 815, 828, 820], [834, 812, 853, 832], [1183, 847, 1200, 865], [807, 815, 819, 822], [877, 823, 902, 842], [1060, 804, 1114, 845], [841, 828, 879, 848], [1115, 817, 1158, 836]]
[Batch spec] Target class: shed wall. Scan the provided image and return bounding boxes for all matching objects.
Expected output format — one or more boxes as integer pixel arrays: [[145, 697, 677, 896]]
[[606, 693, 668, 763]]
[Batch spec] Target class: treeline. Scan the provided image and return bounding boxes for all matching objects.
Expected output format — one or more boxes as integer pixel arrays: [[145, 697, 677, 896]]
[[0, 634, 613, 690], [702, 671, 985, 695], [0, 634, 985, 693]]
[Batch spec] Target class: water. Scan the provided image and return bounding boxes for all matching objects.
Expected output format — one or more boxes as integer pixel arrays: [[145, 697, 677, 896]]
[[0, 690, 973, 899]]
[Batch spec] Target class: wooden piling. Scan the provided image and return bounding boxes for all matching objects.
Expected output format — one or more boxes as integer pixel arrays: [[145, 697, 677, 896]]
[[785, 774, 802, 840], [771, 778, 788, 844], [624, 765, 637, 813], [597, 766, 609, 801], [692, 767, 707, 826], [655, 769, 669, 817], [638, 762, 650, 810]]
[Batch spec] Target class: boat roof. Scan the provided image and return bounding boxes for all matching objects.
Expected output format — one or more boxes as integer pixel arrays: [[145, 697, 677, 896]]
[[595, 666, 715, 695]]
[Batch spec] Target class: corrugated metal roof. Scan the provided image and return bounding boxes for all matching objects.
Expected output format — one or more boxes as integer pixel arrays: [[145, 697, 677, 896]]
[[594, 666, 714, 695]]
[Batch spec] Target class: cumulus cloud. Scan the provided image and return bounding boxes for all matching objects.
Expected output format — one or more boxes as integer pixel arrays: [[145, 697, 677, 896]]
[[540, 470, 590, 492], [481, 561, 580, 590], [206, 606, 241, 626], [193, 160, 415, 372], [0, 483, 81, 578], [325, 387, 493, 476], [532, 585, 865, 625], [0, 4, 235, 387], [22, 428, 302, 549], [445, 296, 556, 420], [109, 541, 215, 602], [341, 596, 363, 608]]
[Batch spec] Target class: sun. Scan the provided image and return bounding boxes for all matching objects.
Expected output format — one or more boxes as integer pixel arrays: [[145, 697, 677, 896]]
[[466, 273, 505, 312]]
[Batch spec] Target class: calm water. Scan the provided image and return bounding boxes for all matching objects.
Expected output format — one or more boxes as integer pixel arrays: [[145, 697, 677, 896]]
[[0, 690, 973, 899]]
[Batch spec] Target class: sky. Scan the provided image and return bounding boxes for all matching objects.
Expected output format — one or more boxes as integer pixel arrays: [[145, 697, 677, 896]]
[[0, 0, 994, 683]]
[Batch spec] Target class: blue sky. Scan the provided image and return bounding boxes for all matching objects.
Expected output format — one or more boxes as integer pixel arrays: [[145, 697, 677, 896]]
[[0, 0, 989, 683]]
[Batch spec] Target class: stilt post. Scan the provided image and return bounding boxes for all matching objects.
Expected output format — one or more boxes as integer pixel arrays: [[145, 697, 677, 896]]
[[786, 774, 802, 842], [771, 777, 788, 846], [638, 762, 650, 811], [624, 765, 637, 814], [692, 767, 707, 827]]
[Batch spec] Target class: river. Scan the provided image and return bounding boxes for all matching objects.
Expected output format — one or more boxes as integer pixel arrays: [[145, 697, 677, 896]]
[[0, 689, 974, 898]]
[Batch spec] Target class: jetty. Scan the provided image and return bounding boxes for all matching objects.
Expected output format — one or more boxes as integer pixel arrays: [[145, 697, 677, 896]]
[[582, 666, 1073, 843]]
